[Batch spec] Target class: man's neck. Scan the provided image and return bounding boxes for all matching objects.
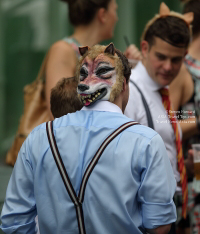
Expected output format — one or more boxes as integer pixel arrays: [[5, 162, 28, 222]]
[[141, 59, 151, 78], [141, 58, 146, 68], [113, 96, 124, 113]]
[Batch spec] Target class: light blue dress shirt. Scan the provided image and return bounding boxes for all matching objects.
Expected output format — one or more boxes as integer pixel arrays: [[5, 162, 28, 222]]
[[1, 101, 176, 234]]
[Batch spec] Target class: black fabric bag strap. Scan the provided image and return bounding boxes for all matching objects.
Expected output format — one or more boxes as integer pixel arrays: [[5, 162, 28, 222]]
[[46, 120, 139, 234], [130, 80, 154, 129]]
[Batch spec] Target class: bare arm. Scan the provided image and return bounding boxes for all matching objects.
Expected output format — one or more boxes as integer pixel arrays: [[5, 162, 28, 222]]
[[169, 64, 193, 111], [146, 224, 171, 234], [184, 149, 194, 177], [169, 63, 198, 138], [179, 116, 198, 140], [124, 44, 142, 61], [45, 40, 77, 119]]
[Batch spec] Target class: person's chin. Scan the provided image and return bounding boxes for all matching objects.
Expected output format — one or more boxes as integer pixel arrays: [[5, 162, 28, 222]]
[[108, 32, 114, 40], [159, 75, 173, 86], [104, 34, 113, 41], [109, 27, 115, 39]]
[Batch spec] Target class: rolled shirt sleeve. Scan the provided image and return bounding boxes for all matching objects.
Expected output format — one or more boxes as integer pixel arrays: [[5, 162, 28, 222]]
[[1, 136, 37, 234], [138, 134, 177, 229]]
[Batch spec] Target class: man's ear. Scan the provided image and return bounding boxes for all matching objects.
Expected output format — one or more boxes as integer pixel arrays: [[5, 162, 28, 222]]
[[141, 41, 149, 59], [97, 8, 107, 24]]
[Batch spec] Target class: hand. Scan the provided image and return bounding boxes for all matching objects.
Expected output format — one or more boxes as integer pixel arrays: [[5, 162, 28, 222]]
[[124, 44, 142, 61], [185, 149, 194, 177]]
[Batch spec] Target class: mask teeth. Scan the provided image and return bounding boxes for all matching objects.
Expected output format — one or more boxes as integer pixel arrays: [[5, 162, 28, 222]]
[[81, 94, 91, 100], [81, 89, 102, 103]]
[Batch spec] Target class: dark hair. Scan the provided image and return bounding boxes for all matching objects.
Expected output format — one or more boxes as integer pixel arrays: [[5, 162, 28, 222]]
[[115, 49, 131, 83], [144, 16, 190, 48], [182, 0, 200, 38], [50, 77, 83, 118], [61, 0, 111, 26]]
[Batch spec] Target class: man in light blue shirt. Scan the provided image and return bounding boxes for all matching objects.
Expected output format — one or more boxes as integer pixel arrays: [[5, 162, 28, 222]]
[[1, 44, 176, 234]]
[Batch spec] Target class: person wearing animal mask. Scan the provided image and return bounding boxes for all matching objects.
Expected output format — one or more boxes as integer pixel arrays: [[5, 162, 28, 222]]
[[1, 44, 176, 234]]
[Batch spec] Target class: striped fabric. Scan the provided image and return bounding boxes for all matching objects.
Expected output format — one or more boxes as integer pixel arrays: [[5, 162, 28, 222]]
[[160, 88, 188, 219]]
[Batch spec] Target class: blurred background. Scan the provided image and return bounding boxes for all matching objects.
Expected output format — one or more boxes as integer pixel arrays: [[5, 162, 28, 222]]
[[0, 0, 181, 228]]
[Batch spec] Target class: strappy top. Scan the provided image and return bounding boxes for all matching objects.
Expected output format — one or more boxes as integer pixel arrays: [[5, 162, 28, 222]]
[[185, 54, 200, 80], [62, 37, 81, 58]]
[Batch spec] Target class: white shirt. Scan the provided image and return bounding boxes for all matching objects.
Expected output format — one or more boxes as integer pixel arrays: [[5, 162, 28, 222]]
[[125, 61, 181, 184], [82, 100, 123, 114]]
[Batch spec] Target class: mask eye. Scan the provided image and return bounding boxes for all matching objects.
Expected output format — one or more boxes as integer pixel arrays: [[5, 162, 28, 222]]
[[96, 67, 115, 77], [80, 67, 88, 81]]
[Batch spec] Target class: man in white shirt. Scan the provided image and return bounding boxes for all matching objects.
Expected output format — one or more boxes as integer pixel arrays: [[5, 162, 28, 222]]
[[125, 3, 193, 233]]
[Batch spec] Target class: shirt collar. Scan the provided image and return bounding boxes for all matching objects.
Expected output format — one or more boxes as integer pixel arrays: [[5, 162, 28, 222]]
[[132, 61, 167, 91], [81, 101, 123, 114]]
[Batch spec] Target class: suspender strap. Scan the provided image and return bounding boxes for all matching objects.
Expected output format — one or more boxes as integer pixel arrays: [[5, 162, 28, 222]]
[[130, 80, 154, 129], [46, 120, 139, 234], [46, 121, 86, 233], [78, 121, 139, 202]]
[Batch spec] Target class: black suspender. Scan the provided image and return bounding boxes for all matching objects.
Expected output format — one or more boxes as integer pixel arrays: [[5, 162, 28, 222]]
[[46, 120, 139, 234], [130, 80, 154, 130]]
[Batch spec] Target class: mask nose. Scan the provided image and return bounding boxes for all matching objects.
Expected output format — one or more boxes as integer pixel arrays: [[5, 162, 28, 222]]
[[78, 84, 89, 92]]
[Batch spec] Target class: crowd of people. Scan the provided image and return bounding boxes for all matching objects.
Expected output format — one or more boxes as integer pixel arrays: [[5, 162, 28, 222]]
[[1, 0, 200, 234]]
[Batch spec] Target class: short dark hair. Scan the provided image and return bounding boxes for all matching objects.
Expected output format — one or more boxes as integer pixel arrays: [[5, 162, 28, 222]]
[[144, 16, 190, 48], [115, 49, 131, 83], [182, 0, 200, 38], [50, 77, 83, 118], [61, 0, 111, 26]]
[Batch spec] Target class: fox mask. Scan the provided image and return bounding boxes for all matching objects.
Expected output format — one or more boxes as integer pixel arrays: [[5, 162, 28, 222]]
[[76, 43, 125, 106]]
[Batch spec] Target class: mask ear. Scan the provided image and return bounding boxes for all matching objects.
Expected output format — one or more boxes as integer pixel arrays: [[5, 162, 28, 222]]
[[159, 2, 170, 17], [79, 46, 90, 56], [183, 12, 194, 25], [104, 43, 115, 56]]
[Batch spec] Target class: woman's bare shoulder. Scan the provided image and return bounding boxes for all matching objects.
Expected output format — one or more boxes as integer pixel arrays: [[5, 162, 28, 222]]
[[170, 63, 193, 107], [171, 63, 190, 87], [49, 40, 76, 56], [46, 39, 77, 68]]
